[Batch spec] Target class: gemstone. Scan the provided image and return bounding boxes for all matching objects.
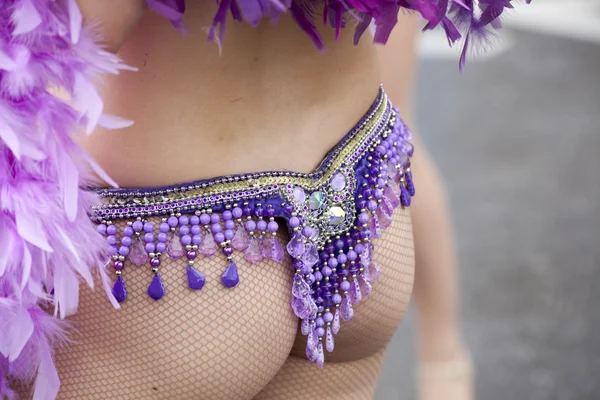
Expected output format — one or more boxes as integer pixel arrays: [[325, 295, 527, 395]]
[[301, 318, 310, 336], [186, 266, 206, 290], [369, 214, 381, 238], [129, 239, 148, 266], [348, 277, 362, 304], [244, 236, 263, 264], [147, 274, 166, 300], [221, 261, 240, 288], [112, 277, 127, 303], [358, 274, 372, 297], [327, 206, 346, 226], [308, 191, 325, 210], [292, 274, 311, 298], [167, 234, 185, 260], [199, 231, 218, 257], [340, 296, 354, 320], [364, 262, 382, 282], [293, 186, 306, 204], [325, 327, 335, 352], [360, 243, 373, 267], [286, 232, 305, 258], [307, 326, 317, 350], [316, 342, 325, 368], [231, 224, 250, 251], [292, 297, 310, 319], [385, 185, 401, 208], [306, 339, 318, 362], [332, 308, 340, 334], [260, 236, 273, 259], [301, 242, 319, 268], [330, 172, 346, 192], [376, 205, 392, 230], [271, 237, 284, 263]]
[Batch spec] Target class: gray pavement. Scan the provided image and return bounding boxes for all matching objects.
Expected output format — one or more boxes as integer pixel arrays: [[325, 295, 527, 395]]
[[375, 31, 600, 400]]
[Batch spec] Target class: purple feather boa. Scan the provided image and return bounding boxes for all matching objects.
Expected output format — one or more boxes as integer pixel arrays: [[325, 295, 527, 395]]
[[0, 0, 530, 398]]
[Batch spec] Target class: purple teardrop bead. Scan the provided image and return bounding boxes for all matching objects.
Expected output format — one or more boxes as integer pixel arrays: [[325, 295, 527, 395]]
[[187, 266, 206, 290], [167, 234, 185, 260], [340, 297, 354, 320], [129, 239, 148, 266], [112, 277, 127, 303], [221, 261, 240, 288], [231, 224, 250, 251], [147, 274, 166, 300]]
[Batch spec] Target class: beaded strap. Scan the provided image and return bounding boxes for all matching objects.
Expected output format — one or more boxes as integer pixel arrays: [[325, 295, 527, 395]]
[[91, 87, 416, 367]]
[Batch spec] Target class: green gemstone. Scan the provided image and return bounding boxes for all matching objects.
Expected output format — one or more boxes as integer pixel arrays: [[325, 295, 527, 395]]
[[308, 191, 325, 210]]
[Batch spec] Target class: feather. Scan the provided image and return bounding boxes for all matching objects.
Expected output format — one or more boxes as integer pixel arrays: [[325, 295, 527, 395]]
[[15, 206, 53, 253], [11, 0, 42, 36], [67, 0, 82, 44], [98, 114, 135, 130], [8, 308, 34, 362]]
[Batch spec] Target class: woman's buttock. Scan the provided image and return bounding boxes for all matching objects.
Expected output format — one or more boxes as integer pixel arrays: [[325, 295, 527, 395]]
[[48, 90, 416, 400]]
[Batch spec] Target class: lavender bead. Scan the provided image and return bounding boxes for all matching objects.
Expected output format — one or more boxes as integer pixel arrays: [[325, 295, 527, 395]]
[[340, 280, 351, 291], [168, 216, 178, 227], [107, 225, 117, 235], [143, 222, 153, 233], [289, 216, 300, 228], [107, 235, 117, 246], [223, 210, 232, 220], [179, 225, 189, 235], [132, 220, 143, 232], [121, 236, 132, 247], [181, 235, 192, 245], [374, 189, 383, 200], [332, 293, 342, 304], [268, 221, 279, 232], [224, 230, 234, 240], [145, 243, 156, 253], [191, 225, 201, 235], [144, 233, 154, 243], [301, 263, 312, 275], [347, 250, 358, 261], [257, 220, 267, 232], [314, 271, 323, 281], [123, 226, 134, 237], [307, 274, 316, 284], [323, 312, 334, 323], [224, 220, 235, 230], [156, 242, 167, 253], [210, 213, 220, 224], [179, 215, 189, 225], [159, 223, 170, 233], [211, 224, 222, 233], [316, 327, 325, 337], [157, 233, 168, 243], [97, 224, 107, 235], [367, 200, 378, 211], [355, 243, 365, 254], [335, 239, 345, 250], [245, 220, 256, 232], [358, 212, 369, 224], [337, 253, 347, 264], [328, 258, 339, 268], [190, 215, 200, 225], [302, 226, 313, 238], [192, 235, 203, 245], [315, 317, 325, 327], [322, 266, 332, 276], [200, 213, 210, 225], [214, 232, 225, 243], [232, 207, 243, 219], [119, 246, 130, 256]]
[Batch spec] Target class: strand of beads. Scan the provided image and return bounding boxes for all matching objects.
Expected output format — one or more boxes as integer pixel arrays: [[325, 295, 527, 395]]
[[244, 205, 262, 264], [145, 219, 166, 300], [180, 214, 205, 290]]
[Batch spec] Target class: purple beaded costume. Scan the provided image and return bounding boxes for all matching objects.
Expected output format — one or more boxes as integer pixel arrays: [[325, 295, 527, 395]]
[[91, 89, 414, 368], [0, 0, 528, 397]]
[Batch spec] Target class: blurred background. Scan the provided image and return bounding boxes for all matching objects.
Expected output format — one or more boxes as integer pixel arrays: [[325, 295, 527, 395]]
[[376, 1, 600, 399]]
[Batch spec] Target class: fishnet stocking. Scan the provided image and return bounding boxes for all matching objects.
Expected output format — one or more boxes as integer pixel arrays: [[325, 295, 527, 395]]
[[15, 207, 413, 400]]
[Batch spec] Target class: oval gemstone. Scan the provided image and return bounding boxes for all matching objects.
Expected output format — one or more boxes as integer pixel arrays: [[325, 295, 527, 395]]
[[293, 186, 306, 204], [328, 206, 346, 226], [308, 191, 325, 210], [330, 172, 346, 192]]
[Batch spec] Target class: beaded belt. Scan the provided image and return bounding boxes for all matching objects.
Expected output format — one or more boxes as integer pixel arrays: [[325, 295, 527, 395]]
[[91, 87, 415, 367]]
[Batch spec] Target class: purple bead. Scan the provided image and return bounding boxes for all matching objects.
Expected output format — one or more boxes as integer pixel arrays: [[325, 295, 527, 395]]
[[214, 232, 225, 243], [335, 239, 345, 250], [157, 232, 168, 243], [145, 243, 156, 253], [190, 216, 200, 225], [147, 273, 166, 300], [367, 200, 378, 211], [357, 198, 367, 209], [144, 222, 154, 233], [150, 258, 161, 268], [332, 293, 342, 304], [168, 216, 178, 227], [107, 235, 117, 246], [355, 243, 365, 254], [107, 225, 117, 235], [360, 229, 371, 240], [200, 213, 210, 225], [337, 253, 347, 264], [307, 274, 316, 284], [96, 224, 107, 235], [224, 230, 234, 240], [113, 260, 124, 270], [314, 271, 323, 281], [179, 215, 189, 225], [187, 266, 206, 290], [232, 207, 243, 219], [112, 277, 127, 303], [325, 243, 335, 254], [301, 263, 313, 275], [377, 178, 386, 188], [223, 210, 233, 221], [159, 223, 169, 233], [254, 206, 264, 217], [132, 220, 144, 232], [144, 233, 154, 243], [268, 221, 279, 232], [376, 145, 386, 154], [316, 327, 325, 337], [266, 207, 276, 217], [344, 236, 354, 248], [222, 246, 233, 256], [284, 203, 295, 215], [123, 226, 134, 237], [192, 235, 202, 245], [181, 235, 192, 245], [221, 261, 240, 288], [211, 224, 222, 233], [257, 220, 267, 231], [315, 317, 325, 327], [322, 266, 332, 276], [179, 225, 189, 235], [347, 250, 358, 261], [242, 206, 252, 217], [323, 312, 333, 323], [374, 189, 383, 200], [302, 226, 313, 238], [224, 220, 235, 230], [191, 225, 201, 236], [340, 280, 351, 291], [328, 257, 339, 268], [121, 236, 132, 247], [320, 252, 329, 262], [210, 213, 220, 224], [358, 212, 369, 224], [289, 216, 300, 228], [186, 250, 197, 260], [118, 246, 130, 256], [363, 188, 373, 198], [245, 220, 256, 232], [156, 242, 167, 253], [368, 176, 378, 186]]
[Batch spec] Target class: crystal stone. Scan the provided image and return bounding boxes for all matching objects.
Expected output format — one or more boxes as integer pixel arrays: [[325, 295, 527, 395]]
[[293, 186, 306, 204], [112, 277, 128, 303], [327, 206, 346, 226], [167, 234, 185, 260], [308, 191, 325, 210], [147, 274, 166, 300], [129, 239, 148, 266], [186, 266, 206, 290], [330, 172, 346, 192], [221, 261, 240, 288]]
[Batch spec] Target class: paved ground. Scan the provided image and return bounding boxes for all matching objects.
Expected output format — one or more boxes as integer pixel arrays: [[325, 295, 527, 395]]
[[375, 29, 600, 400]]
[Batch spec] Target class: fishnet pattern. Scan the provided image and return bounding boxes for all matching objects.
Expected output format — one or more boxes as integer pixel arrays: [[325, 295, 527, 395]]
[[51, 221, 298, 400], [259, 208, 415, 399], [15, 207, 413, 400]]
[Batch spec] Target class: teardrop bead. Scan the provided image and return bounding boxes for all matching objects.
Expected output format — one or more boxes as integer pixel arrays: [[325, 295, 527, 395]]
[[325, 327, 335, 352], [271, 237, 284, 263], [316, 343, 325, 368], [349, 277, 363, 304], [199, 231, 218, 257], [231, 224, 250, 251], [307, 326, 316, 350], [112, 276, 128, 303], [340, 296, 354, 320], [376, 205, 392, 230], [167, 234, 185, 260], [186, 265, 206, 290], [147, 273, 166, 300], [286, 232, 305, 258], [129, 239, 148, 266], [369, 214, 382, 239], [332, 308, 341, 334], [221, 261, 240, 288], [364, 262, 382, 282], [360, 243, 373, 267], [358, 274, 373, 297], [244, 236, 263, 264], [301, 318, 310, 336], [385, 185, 401, 208]]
